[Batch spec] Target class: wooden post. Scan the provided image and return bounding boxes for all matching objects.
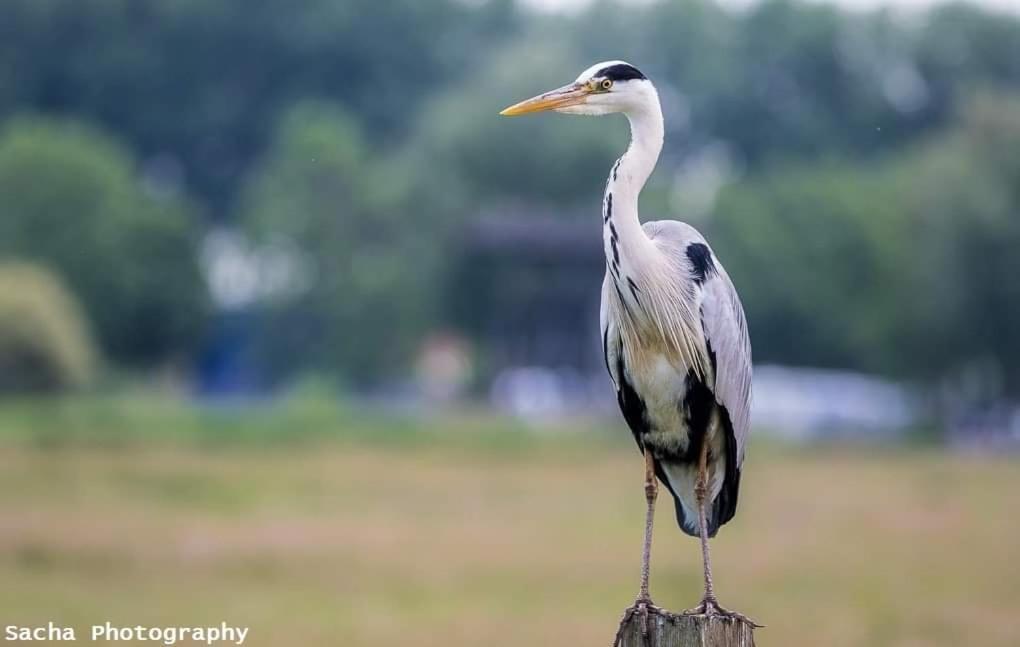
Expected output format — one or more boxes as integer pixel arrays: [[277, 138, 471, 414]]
[[613, 607, 757, 647]]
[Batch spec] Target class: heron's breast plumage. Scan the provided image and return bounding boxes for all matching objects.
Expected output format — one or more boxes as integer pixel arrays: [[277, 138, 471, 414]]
[[626, 349, 699, 453], [609, 328, 732, 538]]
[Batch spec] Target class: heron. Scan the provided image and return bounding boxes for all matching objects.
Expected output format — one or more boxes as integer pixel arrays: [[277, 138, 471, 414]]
[[500, 61, 753, 625]]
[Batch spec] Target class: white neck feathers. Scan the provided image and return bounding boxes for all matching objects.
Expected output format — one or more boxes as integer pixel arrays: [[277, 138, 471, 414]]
[[602, 83, 707, 376], [602, 85, 664, 284]]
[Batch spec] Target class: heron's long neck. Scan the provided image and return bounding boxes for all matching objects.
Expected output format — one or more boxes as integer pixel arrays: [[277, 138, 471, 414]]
[[603, 96, 664, 284]]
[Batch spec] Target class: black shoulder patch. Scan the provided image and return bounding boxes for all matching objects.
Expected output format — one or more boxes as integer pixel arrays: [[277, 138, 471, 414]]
[[596, 63, 647, 82], [686, 242, 716, 285]]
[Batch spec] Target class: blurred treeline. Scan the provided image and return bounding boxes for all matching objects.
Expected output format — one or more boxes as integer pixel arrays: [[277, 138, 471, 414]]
[[1, 0, 1019, 404]]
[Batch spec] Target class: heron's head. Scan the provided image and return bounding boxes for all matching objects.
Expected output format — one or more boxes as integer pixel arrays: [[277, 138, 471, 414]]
[[500, 60, 654, 118]]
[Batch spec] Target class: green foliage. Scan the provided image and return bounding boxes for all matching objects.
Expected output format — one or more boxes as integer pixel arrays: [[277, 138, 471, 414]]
[[711, 91, 1020, 397], [238, 103, 435, 383], [918, 4, 1020, 88], [892, 92, 1020, 396], [0, 392, 568, 450], [711, 162, 906, 373], [0, 0, 488, 210], [0, 262, 97, 393], [414, 35, 626, 209], [2, 0, 1020, 395], [0, 116, 208, 366]]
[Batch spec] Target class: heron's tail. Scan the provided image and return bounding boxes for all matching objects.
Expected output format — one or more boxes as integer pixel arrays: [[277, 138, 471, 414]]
[[671, 492, 724, 538], [667, 466, 741, 539]]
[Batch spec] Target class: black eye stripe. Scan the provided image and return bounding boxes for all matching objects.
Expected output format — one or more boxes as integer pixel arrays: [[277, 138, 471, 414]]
[[594, 63, 646, 82]]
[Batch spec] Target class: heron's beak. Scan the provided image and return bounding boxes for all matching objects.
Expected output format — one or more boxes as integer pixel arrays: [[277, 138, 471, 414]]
[[500, 83, 590, 116]]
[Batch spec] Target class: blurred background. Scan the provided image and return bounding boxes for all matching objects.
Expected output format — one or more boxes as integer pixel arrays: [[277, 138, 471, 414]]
[[1, 0, 1019, 645]]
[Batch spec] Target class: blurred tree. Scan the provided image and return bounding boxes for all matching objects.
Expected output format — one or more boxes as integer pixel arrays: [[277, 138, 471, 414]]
[[0, 116, 207, 366], [410, 34, 625, 210], [0, 0, 494, 213], [570, 0, 961, 168], [2, 0, 1020, 391], [893, 91, 1020, 399], [917, 4, 1020, 98], [709, 162, 908, 375], [710, 91, 1020, 400], [0, 262, 97, 393], [238, 102, 435, 384], [2, 0, 1018, 214]]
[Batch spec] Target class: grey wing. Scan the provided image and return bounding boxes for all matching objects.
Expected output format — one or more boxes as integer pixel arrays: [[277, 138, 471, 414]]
[[642, 220, 752, 462], [700, 264, 752, 467]]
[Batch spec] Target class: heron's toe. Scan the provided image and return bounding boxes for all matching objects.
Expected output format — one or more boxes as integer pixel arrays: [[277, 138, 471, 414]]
[[686, 599, 762, 628]]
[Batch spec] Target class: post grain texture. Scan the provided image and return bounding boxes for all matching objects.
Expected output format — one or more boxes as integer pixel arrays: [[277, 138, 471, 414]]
[[614, 607, 756, 647]]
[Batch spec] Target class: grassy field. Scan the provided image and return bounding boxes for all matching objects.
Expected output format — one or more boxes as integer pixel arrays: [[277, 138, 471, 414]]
[[0, 401, 1017, 646]]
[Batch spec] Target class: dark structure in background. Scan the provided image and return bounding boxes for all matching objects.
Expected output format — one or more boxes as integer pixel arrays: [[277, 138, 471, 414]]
[[453, 210, 606, 379]]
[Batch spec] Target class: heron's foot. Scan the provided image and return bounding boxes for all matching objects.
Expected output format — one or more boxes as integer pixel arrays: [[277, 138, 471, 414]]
[[612, 596, 662, 645], [682, 596, 763, 628]]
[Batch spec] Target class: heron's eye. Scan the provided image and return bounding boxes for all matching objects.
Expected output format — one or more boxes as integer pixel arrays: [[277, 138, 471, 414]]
[[601, 79, 613, 91]]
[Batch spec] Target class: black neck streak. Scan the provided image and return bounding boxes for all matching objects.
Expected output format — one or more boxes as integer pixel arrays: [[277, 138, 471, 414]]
[[603, 169, 641, 311]]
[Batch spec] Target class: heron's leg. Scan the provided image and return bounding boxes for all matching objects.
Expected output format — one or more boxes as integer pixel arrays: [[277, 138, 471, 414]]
[[615, 447, 661, 645], [683, 436, 761, 627], [638, 446, 657, 603], [696, 437, 718, 609], [684, 437, 723, 615]]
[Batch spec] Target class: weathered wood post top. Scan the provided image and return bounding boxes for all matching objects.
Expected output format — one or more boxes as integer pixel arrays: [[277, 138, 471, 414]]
[[614, 607, 757, 647]]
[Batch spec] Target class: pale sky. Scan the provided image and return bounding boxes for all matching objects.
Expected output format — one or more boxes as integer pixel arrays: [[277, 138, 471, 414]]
[[523, 0, 1020, 15]]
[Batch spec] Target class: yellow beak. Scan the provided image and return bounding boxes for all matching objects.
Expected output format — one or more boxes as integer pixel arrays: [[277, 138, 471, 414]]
[[500, 83, 590, 116]]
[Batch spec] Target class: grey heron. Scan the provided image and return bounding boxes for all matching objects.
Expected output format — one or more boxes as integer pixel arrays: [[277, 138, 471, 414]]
[[501, 61, 753, 625]]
